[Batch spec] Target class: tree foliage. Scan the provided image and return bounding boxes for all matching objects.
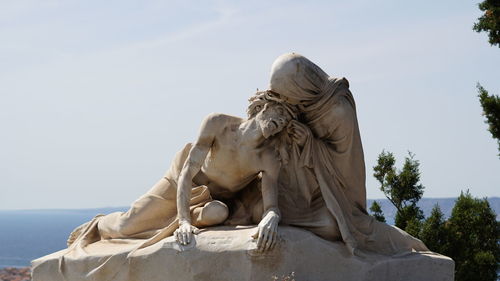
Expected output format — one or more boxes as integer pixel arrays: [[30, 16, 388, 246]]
[[477, 83, 500, 157], [369, 201, 386, 222], [444, 191, 500, 281], [373, 151, 425, 231], [419, 204, 448, 254], [395, 204, 424, 237], [473, 0, 500, 47]]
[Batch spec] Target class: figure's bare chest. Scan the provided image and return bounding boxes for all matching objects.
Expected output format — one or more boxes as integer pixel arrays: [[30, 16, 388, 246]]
[[201, 132, 264, 192]]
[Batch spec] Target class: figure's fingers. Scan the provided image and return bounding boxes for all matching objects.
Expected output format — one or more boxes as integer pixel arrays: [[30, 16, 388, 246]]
[[252, 226, 262, 239], [294, 128, 306, 139], [290, 120, 301, 129], [269, 231, 278, 250], [251, 227, 260, 239], [263, 228, 272, 251], [291, 131, 301, 140], [294, 123, 309, 137], [192, 226, 200, 234], [290, 125, 303, 136], [256, 228, 264, 250], [292, 122, 305, 132], [181, 231, 188, 245], [176, 230, 182, 242], [258, 227, 269, 251], [294, 120, 307, 129], [264, 231, 274, 251]]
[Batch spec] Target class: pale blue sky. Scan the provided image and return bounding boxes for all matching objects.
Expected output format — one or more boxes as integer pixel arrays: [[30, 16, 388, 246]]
[[1, 0, 499, 209]]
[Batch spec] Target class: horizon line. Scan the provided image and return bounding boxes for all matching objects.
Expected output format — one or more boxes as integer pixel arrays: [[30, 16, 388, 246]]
[[1, 196, 498, 212]]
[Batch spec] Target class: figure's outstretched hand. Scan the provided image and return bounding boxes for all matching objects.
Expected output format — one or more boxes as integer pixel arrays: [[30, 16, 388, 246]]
[[251, 210, 280, 252], [287, 120, 311, 147], [175, 220, 200, 245]]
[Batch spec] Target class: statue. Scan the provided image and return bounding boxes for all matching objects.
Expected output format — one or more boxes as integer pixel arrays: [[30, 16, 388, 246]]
[[266, 53, 429, 255], [32, 53, 454, 281], [67, 93, 298, 252]]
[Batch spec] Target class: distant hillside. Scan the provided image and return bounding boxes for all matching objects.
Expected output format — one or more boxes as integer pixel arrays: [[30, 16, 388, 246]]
[[367, 197, 500, 225]]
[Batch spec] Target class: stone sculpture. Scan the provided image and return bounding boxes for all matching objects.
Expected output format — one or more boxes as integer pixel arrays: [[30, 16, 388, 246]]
[[32, 53, 454, 281], [268, 53, 428, 255], [67, 93, 298, 252]]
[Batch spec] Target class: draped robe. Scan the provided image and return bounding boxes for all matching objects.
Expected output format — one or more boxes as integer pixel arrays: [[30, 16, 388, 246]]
[[270, 53, 428, 255]]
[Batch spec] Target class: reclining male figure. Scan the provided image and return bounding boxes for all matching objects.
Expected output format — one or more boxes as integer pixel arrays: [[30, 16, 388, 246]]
[[68, 93, 296, 252], [174, 94, 297, 250]]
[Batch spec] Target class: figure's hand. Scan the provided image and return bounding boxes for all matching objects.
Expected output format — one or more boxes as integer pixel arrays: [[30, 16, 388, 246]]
[[287, 120, 311, 147], [174, 220, 199, 245], [251, 210, 280, 252]]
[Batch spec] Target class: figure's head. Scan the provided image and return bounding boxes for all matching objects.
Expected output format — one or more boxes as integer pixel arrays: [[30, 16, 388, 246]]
[[269, 53, 329, 104], [247, 91, 297, 139]]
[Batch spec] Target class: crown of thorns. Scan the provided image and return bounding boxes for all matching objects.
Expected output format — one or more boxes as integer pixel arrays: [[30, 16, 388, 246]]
[[247, 90, 298, 119]]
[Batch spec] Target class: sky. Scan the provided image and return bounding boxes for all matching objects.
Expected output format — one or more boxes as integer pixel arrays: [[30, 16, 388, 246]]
[[1, 0, 499, 210]]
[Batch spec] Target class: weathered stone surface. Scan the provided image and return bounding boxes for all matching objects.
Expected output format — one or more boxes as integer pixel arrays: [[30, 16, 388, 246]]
[[32, 226, 454, 281]]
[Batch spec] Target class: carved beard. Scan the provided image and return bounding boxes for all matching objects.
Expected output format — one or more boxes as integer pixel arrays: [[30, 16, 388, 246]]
[[259, 118, 280, 139]]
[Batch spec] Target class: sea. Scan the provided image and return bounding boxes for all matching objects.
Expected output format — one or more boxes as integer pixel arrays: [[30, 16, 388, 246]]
[[0, 207, 126, 268], [1, 197, 498, 268]]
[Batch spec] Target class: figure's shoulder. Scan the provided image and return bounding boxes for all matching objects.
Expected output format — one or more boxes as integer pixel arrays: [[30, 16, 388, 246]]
[[202, 113, 243, 127]]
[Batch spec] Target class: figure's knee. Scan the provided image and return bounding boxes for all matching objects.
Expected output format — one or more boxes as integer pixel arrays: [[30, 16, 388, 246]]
[[314, 226, 342, 241], [194, 200, 229, 227], [308, 214, 342, 242], [98, 212, 137, 239]]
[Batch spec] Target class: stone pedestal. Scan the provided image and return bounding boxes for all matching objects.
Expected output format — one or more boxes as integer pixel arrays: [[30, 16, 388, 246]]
[[32, 226, 454, 281]]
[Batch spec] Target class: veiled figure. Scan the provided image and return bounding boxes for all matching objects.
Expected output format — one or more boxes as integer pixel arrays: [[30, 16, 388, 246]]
[[268, 53, 428, 255]]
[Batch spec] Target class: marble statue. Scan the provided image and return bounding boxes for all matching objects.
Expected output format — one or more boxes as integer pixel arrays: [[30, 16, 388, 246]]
[[31, 53, 454, 281], [67, 92, 298, 252], [266, 53, 428, 255]]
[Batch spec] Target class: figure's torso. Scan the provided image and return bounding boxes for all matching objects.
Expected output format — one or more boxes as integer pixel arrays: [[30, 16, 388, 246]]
[[194, 115, 276, 199]]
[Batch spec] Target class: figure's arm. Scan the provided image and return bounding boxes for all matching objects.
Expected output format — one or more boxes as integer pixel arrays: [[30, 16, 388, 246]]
[[175, 114, 218, 245], [252, 156, 281, 252], [287, 120, 312, 147]]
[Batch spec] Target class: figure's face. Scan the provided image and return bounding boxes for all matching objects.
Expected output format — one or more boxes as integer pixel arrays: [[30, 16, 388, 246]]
[[255, 103, 291, 138]]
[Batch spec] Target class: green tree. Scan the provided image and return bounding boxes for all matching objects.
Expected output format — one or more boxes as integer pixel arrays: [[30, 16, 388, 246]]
[[419, 204, 448, 254], [398, 205, 424, 238], [477, 83, 500, 157], [369, 201, 386, 222], [474, 1, 500, 157], [445, 191, 499, 281], [373, 151, 425, 232], [473, 0, 500, 47]]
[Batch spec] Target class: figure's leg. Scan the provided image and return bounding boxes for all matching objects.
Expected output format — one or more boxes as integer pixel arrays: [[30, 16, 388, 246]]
[[97, 177, 178, 239], [67, 221, 91, 246], [306, 213, 342, 241], [191, 200, 229, 227], [284, 198, 342, 242], [368, 220, 430, 254], [97, 143, 194, 239]]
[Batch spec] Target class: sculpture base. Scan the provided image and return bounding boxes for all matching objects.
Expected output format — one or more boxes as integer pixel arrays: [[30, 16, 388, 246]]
[[32, 226, 453, 281]]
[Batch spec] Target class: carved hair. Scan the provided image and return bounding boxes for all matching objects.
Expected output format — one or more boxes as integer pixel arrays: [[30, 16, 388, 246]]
[[247, 91, 298, 166], [246, 91, 298, 120]]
